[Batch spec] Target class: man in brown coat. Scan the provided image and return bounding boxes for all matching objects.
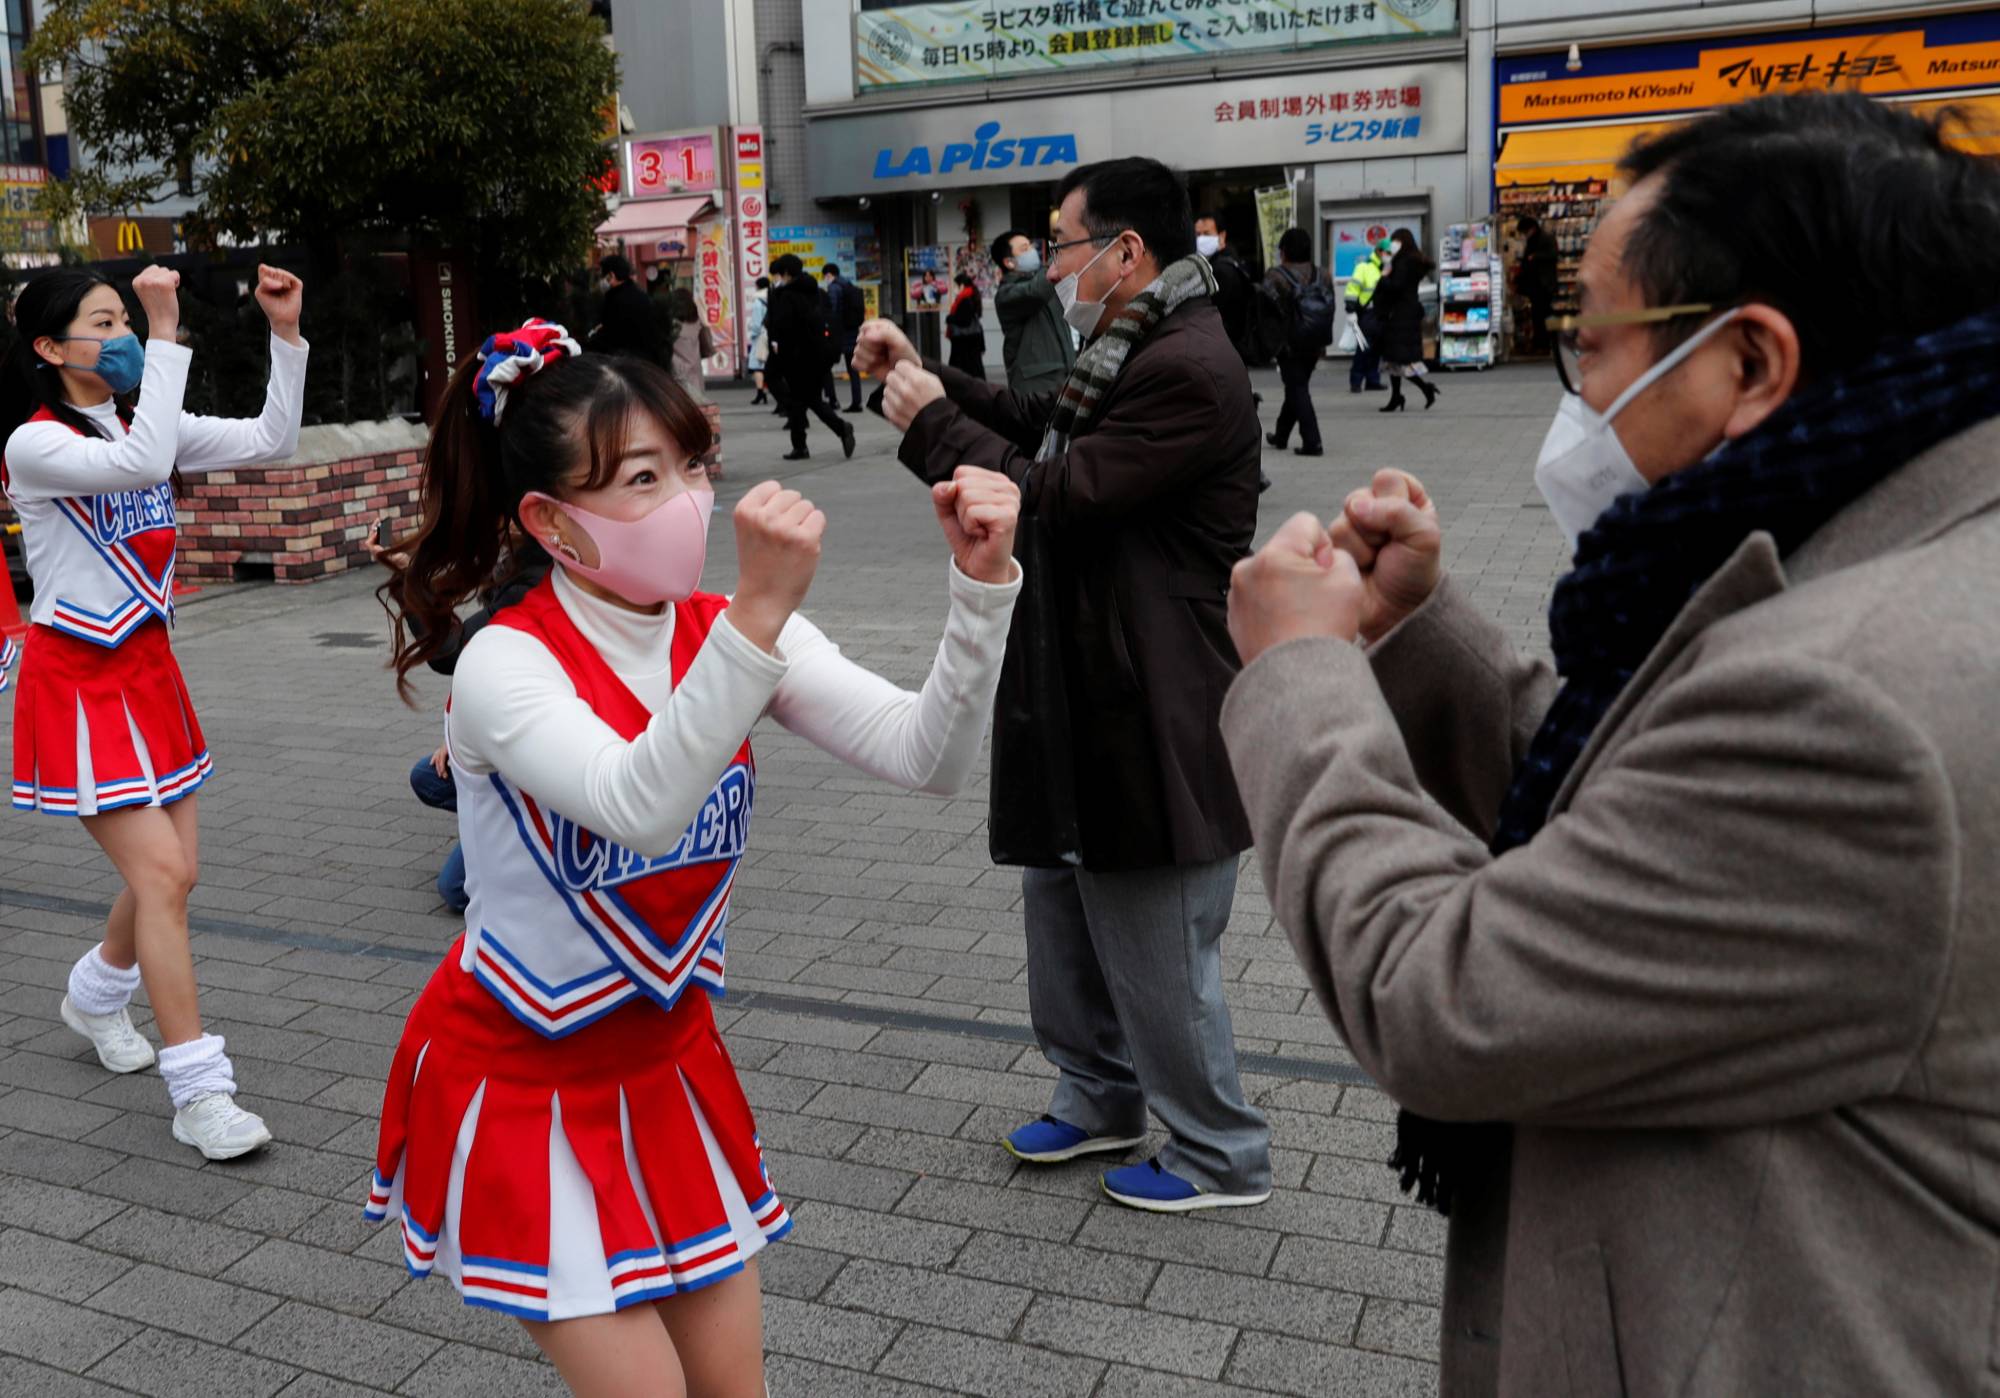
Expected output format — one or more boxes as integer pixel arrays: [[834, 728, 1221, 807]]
[[855, 157, 1272, 1210], [1222, 93, 2000, 1394]]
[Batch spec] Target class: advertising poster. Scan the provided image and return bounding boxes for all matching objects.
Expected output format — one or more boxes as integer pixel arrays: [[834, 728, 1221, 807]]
[[1254, 184, 1296, 269], [728, 126, 766, 376], [905, 245, 952, 312], [696, 218, 736, 374]]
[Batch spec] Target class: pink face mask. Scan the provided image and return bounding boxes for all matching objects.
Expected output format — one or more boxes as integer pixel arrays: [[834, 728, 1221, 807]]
[[524, 488, 714, 606]]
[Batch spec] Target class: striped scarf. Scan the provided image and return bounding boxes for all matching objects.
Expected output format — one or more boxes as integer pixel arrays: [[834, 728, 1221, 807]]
[[1035, 253, 1218, 462]]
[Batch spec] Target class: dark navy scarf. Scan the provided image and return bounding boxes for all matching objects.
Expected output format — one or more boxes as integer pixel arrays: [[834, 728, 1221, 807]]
[[1391, 302, 2000, 1216]]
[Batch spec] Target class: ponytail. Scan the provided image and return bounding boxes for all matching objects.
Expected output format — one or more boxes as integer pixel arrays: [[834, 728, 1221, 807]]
[[380, 333, 713, 702]]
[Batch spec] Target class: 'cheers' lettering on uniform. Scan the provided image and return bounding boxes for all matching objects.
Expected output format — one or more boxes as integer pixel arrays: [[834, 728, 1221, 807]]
[[550, 764, 752, 892], [90, 483, 175, 545]]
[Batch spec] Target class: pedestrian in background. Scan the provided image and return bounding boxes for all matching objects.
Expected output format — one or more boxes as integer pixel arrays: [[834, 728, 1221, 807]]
[[945, 272, 986, 378], [1516, 215, 1560, 354], [667, 286, 713, 404], [584, 254, 664, 365], [745, 274, 771, 405], [1221, 91, 2000, 1396], [822, 263, 866, 412], [1373, 228, 1439, 411], [1346, 239, 1387, 393], [1196, 211, 1256, 367], [856, 155, 1273, 1214], [1263, 228, 1328, 458], [766, 253, 855, 462], [990, 228, 1074, 397]]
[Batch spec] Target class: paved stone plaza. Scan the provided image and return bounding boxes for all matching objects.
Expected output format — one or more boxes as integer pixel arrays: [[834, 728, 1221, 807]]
[[0, 362, 1570, 1397]]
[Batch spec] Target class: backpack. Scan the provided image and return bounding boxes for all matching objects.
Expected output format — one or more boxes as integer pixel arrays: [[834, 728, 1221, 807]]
[[834, 278, 865, 333], [1283, 265, 1338, 354]]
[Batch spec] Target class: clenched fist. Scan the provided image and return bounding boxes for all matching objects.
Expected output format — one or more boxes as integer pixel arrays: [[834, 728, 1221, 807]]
[[729, 481, 826, 654], [882, 360, 946, 431], [1227, 512, 1365, 667], [932, 467, 1020, 586], [852, 319, 919, 380], [254, 264, 306, 346], [131, 265, 181, 342], [1327, 469, 1442, 643]]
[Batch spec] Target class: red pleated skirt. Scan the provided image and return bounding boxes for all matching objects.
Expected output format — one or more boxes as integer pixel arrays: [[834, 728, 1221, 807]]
[[10, 620, 212, 817], [365, 936, 791, 1322]]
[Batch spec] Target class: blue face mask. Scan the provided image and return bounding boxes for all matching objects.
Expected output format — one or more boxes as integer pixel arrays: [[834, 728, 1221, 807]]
[[1014, 247, 1042, 274], [56, 334, 145, 394]]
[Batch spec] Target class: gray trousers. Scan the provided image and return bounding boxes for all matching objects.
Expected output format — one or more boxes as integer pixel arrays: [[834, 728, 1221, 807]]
[[1022, 856, 1272, 1194]]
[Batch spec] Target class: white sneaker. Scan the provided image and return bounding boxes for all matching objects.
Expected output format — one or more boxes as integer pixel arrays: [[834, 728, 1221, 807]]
[[60, 995, 157, 1074], [171, 1092, 273, 1161]]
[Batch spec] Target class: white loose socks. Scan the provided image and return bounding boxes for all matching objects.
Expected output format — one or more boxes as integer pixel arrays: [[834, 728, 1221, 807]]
[[157, 1034, 238, 1109], [68, 945, 141, 1016]]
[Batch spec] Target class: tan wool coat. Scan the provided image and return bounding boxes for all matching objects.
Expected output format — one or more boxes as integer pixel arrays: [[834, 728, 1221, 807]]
[[1222, 417, 2000, 1397]]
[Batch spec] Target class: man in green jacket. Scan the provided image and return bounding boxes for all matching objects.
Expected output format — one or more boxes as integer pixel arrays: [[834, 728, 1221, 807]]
[[1346, 239, 1387, 392], [990, 229, 1076, 398]]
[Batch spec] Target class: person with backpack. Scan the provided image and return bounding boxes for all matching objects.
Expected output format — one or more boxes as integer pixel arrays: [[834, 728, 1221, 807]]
[[766, 254, 855, 461], [821, 263, 867, 413], [1373, 227, 1439, 412], [1262, 228, 1332, 458]]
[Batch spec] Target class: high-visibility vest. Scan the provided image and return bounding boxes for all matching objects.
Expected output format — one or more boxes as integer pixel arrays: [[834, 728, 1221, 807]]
[[1348, 256, 1382, 306]]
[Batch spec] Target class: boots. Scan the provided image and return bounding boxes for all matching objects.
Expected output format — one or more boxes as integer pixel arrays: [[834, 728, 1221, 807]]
[[1416, 377, 1440, 410], [1379, 379, 1406, 413]]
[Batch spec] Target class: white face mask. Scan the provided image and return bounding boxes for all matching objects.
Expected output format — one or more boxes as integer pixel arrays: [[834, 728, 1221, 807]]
[[1195, 233, 1221, 257], [1013, 246, 1041, 274], [1534, 308, 1741, 550], [1055, 238, 1121, 339]]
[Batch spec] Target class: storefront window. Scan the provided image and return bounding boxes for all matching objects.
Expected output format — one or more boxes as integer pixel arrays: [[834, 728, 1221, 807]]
[[854, 0, 1459, 93]]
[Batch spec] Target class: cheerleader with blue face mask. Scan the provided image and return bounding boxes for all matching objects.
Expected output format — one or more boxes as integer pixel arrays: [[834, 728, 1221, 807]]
[[0, 263, 309, 1162], [369, 321, 1022, 1396]]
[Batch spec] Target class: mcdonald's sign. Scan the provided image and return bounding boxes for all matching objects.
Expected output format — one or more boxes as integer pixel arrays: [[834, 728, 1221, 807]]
[[87, 216, 178, 260]]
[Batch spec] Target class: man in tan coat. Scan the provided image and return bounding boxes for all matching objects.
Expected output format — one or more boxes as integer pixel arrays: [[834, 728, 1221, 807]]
[[1220, 92, 2000, 1396]]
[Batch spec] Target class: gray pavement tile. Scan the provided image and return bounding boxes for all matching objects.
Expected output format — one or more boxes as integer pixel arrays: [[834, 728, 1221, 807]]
[[875, 1323, 1105, 1398], [273, 1374, 397, 1397], [764, 1354, 940, 1398], [0, 1228, 128, 1302], [804, 1082, 974, 1138], [1303, 1152, 1421, 1206], [216, 1185, 332, 1239], [786, 1200, 968, 1268], [764, 1149, 915, 1212], [862, 1027, 1023, 1072], [1268, 1234, 1446, 1306], [195, 1142, 373, 1199], [725, 1007, 881, 1052], [0, 1177, 128, 1239], [271, 1038, 392, 1083], [80, 1156, 256, 1222], [1146, 1261, 1363, 1344], [0, 1120, 123, 1184], [83, 1262, 283, 1344], [222, 1238, 408, 1317], [907, 1062, 1054, 1115], [759, 1241, 848, 1301], [0, 1046, 113, 1099], [823, 1257, 1033, 1339], [286, 1005, 406, 1047], [227, 1058, 350, 1106], [390, 1341, 565, 1397], [761, 1295, 903, 1370], [1017, 1294, 1236, 1380], [1073, 1205, 1281, 1280], [897, 1175, 1089, 1245], [86, 1326, 300, 1398], [737, 1068, 821, 1115], [1224, 1331, 1438, 1398], [1356, 1296, 1443, 1363], [741, 1108, 866, 1161], [948, 1231, 1160, 1306], [0, 1086, 122, 1140], [78, 1071, 179, 1117], [285, 1199, 390, 1254], [364, 1276, 543, 1361], [83, 1203, 264, 1276], [1262, 1106, 1398, 1163], [1208, 1187, 1390, 1247], [1095, 1366, 1289, 1398], [761, 1042, 922, 1092], [79, 1111, 212, 1167], [1386, 1204, 1449, 1257], [843, 1125, 1021, 1187], [307, 1077, 390, 1118], [238, 1301, 442, 1389], [253, 1098, 367, 1150], [0, 1285, 142, 1369], [0, 1354, 132, 1396]]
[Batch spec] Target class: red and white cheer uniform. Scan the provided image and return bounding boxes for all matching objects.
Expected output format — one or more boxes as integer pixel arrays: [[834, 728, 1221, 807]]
[[2, 336, 308, 815], [367, 559, 1020, 1321]]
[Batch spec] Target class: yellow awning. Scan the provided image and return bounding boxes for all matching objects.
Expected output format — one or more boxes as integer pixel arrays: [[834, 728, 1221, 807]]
[[1493, 121, 1685, 188]]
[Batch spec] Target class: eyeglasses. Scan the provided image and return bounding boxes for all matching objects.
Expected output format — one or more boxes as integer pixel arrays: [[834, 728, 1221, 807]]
[[1046, 232, 1118, 257], [1546, 304, 1715, 394]]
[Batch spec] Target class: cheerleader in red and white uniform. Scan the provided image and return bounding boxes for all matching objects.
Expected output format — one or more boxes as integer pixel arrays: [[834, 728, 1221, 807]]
[[370, 322, 1020, 1396], [1, 264, 308, 1160]]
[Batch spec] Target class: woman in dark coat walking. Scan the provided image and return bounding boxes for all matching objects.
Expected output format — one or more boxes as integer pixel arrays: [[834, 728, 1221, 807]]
[[945, 273, 988, 378], [1372, 227, 1438, 411]]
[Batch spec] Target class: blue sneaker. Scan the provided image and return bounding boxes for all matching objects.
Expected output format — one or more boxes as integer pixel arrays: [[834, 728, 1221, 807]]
[[1004, 1115, 1146, 1164], [1101, 1157, 1272, 1213]]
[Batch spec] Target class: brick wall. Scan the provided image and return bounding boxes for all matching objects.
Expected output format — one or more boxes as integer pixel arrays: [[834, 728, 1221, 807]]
[[174, 446, 425, 584]]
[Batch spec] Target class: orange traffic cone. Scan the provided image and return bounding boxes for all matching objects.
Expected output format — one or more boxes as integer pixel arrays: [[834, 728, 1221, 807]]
[[1, 522, 26, 639]]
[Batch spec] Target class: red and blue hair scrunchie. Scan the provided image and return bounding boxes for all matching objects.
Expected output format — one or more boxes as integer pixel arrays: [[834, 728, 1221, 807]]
[[472, 318, 582, 425]]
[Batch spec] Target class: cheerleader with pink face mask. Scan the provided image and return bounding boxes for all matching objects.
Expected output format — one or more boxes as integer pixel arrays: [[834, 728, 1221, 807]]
[[370, 322, 1021, 1397]]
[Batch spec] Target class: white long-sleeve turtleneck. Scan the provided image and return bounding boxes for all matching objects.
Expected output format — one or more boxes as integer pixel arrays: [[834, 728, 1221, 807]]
[[448, 560, 1023, 858]]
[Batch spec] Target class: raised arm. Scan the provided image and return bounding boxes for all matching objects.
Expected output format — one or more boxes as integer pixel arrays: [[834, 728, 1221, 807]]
[[2, 342, 191, 500], [175, 266, 309, 474]]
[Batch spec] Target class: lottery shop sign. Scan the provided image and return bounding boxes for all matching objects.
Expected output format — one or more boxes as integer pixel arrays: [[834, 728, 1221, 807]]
[[1499, 12, 2000, 128]]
